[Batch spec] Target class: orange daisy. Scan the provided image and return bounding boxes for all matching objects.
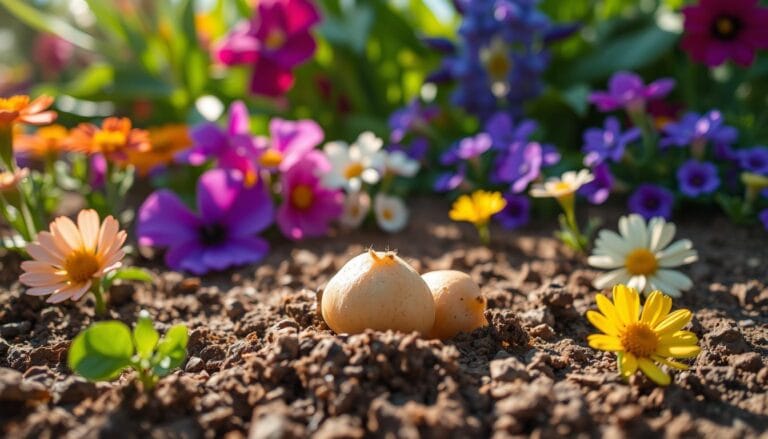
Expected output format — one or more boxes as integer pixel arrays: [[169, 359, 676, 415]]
[[14, 124, 70, 159], [20, 209, 126, 303], [0, 95, 57, 128], [126, 124, 191, 176], [67, 117, 150, 163]]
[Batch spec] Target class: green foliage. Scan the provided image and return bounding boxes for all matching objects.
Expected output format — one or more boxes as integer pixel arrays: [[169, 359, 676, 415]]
[[67, 312, 189, 390]]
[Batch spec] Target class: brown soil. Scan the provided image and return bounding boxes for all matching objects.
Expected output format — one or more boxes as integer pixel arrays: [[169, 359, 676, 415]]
[[1, 198, 766, 438]]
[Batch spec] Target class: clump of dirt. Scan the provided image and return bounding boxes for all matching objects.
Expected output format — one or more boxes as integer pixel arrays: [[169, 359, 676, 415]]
[[1, 199, 766, 437]]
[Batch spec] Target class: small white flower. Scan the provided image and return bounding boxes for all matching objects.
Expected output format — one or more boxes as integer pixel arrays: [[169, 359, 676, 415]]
[[588, 214, 698, 297], [323, 132, 385, 192], [340, 191, 370, 229], [374, 193, 408, 233], [530, 169, 595, 199], [384, 150, 420, 177]]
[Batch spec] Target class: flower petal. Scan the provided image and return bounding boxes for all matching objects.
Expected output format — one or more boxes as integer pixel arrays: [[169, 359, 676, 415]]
[[593, 268, 631, 290], [618, 352, 638, 378], [595, 293, 626, 330], [77, 209, 100, 252], [654, 309, 693, 335], [587, 334, 624, 351], [637, 357, 671, 386], [587, 310, 620, 336], [613, 284, 639, 324], [137, 189, 200, 247]]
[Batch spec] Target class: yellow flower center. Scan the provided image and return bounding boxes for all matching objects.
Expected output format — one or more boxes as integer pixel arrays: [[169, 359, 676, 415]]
[[0, 95, 29, 112], [381, 208, 394, 221], [93, 130, 127, 153], [291, 184, 314, 210], [552, 181, 573, 194], [714, 16, 738, 39], [344, 162, 364, 180], [39, 125, 68, 147], [265, 29, 286, 50], [63, 251, 100, 285], [625, 248, 658, 276], [259, 149, 284, 168], [620, 322, 659, 358]]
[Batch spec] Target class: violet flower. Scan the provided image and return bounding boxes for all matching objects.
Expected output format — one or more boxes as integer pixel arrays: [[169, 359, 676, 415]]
[[738, 146, 768, 175], [493, 141, 554, 193], [215, 0, 320, 97], [178, 101, 260, 185], [578, 163, 614, 205], [388, 99, 439, 144], [628, 184, 675, 220], [456, 133, 492, 160], [484, 112, 538, 151], [760, 209, 768, 231], [137, 169, 274, 274], [677, 160, 720, 197], [434, 164, 466, 193], [277, 151, 343, 240], [582, 117, 640, 166], [589, 71, 675, 113], [255, 117, 324, 172], [495, 193, 530, 229], [660, 110, 738, 154]]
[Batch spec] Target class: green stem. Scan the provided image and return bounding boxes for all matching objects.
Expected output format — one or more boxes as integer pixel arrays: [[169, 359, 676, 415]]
[[628, 110, 657, 165], [0, 125, 14, 171], [92, 282, 107, 317], [477, 223, 490, 246]]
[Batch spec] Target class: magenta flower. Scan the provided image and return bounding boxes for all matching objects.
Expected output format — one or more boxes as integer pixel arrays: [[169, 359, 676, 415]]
[[137, 169, 274, 274], [682, 0, 768, 67], [589, 71, 675, 113], [255, 118, 324, 172], [215, 0, 320, 97], [277, 151, 343, 240], [177, 101, 260, 185]]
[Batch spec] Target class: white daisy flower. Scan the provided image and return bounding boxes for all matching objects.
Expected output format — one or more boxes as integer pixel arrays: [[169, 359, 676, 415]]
[[588, 214, 698, 298], [374, 193, 408, 233], [340, 191, 370, 229], [323, 132, 385, 192], [384, 150, 420, 177], [530, 169, 595, 199]]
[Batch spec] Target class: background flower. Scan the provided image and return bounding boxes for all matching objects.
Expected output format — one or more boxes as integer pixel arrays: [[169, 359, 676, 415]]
[[255, 118, 324, 172], [495, 193, 530, 229], [323, 132, 384, 192], [137, 169, 274, 274], [582, 116, 640, 166], [677, 160, 720, 197], [374, 193, 408, 233], [628, 184, 674, 220], [588, 71, 674, 113]]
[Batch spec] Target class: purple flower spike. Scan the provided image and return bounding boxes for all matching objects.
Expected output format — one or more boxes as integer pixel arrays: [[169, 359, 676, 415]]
[[677, 160, 720, 197], [178, 101, 260, 184], [628, 184, 675, 220], [496, 193, 530, 229], [589, 71, 675, 113], [579, 163, 614, 205], [739, 146, 768, 175], [137, 169, 274, 275], [582, 116, 640, 166]]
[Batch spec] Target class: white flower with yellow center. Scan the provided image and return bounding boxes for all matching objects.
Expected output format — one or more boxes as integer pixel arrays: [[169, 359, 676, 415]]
[[374, 193, 408, 233], [588, 214, 698, 297], [340, 191, 370, 229], [530, 169, 595, 200], [323, 132, 385, 192], [384, 150, 420, 177]]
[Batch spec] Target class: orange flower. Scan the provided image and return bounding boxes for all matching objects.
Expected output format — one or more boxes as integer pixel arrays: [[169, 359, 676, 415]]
[[126, 124, 191, 176], [14, 124, 70, 159], [0, 167, 29, 193], [68, 117, 149, 162], [20, 209, 126, 303], [0, 95, 57, 128]]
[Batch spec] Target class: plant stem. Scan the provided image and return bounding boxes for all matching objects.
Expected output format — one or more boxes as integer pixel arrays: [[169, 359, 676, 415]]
[[92, 283, 107, 317], [477, 223, 490, 246]]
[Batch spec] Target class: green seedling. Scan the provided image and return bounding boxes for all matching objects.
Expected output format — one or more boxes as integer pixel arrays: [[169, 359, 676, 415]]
[[68, 311, 188, 390]]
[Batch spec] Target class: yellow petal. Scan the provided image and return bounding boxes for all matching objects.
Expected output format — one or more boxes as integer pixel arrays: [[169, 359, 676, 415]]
[[652, 355, 690, 371], [595, 294, 625, 330], [613, 284, 639, 325], [586, 310, 620, 336], [640, 291, 664, 325], [587, 334, 624, 351], [654, 309, 693, 335], [659, 330, 698, 347], [637, 357, 671, 386], [618, 352, 638, 377], [657, 344, 701, 358]]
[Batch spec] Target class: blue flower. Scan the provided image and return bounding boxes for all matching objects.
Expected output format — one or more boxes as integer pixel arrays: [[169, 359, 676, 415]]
[[676, 160, 720, 197], [628, 184, 675, 220], [738, 146, 768, 175], [582, 117, 640, 166], [660, 110, 738, 151], [495, 192, 530, 229]]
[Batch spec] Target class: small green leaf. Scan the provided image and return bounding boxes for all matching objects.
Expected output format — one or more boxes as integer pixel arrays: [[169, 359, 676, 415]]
[[68, 321, 134, 381], [133, 311, 159, 360], [111, 267, 154, 283], [152, 324, 188, 377]]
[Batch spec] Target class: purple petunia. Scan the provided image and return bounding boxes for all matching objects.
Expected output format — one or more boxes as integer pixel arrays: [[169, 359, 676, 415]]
[[738, 146, 768, 175], [582, 116, 640, 166], [495, 193, 530, 229], [628, 184, 675, 220], [677, 160, 720, 197], [579, 163, 614, 205], [660, 110, 738, 153], [177, 101, 260, 185], [589, 71, 675, 113], [485, 112, 538, 150], [137, 169, 274, 274]]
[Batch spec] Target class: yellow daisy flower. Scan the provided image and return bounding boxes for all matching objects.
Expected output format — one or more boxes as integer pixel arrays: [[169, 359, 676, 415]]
[[449, 190, 506, 245], [587, 284, 700, 386]]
